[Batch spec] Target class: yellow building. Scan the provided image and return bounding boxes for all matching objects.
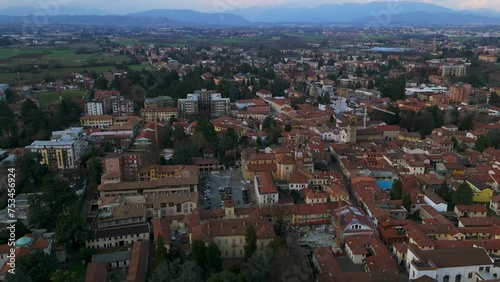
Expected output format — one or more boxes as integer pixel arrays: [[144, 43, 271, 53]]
[[466, 178, 494, 203], [81, 115, 114, 128], [189, 204, 276, 259], [140, 107, 179, 122]]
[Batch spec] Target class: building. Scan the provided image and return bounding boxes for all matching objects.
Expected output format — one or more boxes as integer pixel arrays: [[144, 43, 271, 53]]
[[178, 94, 199, 117], [98, 176, 198, 198], [332, 206, 376, 240], [195, 89, 214, 110], [140, 107, 179, 122], [423, 190, 448, 212], [126, 241, 149, 282], [407, 245, 494, 282], [189, 213, 276, 259], [85, 223, 150, 249], [254, 171, 279, 206], [144, 96, 174, 108], [26, 127, 86, 170], [101, 152, 144, 183], [0, 235, 52, 279], [479, 54, 498, 63], [110, 97, 134, 116], [440, 65, 467, 77], [81, 115, 114, 128], [210, 93, 230, 118], [449, 83, 472, 103], [85, 262, 107, 282], [85, 100, 106, 115]]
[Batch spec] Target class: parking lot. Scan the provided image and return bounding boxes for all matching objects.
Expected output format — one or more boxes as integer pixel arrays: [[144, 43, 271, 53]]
[[201, 170, 252, 211]]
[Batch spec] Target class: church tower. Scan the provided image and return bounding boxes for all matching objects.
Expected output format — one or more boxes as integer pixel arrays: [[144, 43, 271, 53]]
[[346, 116, 357, 143]]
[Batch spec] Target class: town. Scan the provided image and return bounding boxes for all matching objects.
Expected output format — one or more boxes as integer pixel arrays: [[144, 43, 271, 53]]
[[0, 16, 499, 282]]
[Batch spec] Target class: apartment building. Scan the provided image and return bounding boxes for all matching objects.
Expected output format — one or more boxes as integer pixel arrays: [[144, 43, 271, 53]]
[[85, 99, 106, 115], [81, 115, 114, 128], [178, 94, 199, 117], [254, 171, 279, 206], [440, 65, 467, 77], [449, 83, 472, 103], [210, 93, 230, 118], [26, 127, 87, 170], [111, 96, 134, 116]]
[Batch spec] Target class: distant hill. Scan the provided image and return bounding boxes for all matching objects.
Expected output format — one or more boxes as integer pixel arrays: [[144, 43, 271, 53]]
[[0, 15, 178, 26], [231, 1, 456, 23], [0, 6, 108, 16], [128, 9, 249, 25], [352, 12, 500, 26]]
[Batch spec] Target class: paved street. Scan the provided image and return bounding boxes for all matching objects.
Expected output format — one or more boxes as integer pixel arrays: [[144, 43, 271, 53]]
[[207, 170, 250, 210]]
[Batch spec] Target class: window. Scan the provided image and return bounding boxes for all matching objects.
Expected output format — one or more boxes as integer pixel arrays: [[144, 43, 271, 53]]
[[486, 267, 491, 272], [480, 267, 484, 271], [454, 274, 461, 282], [443, 275, 450, 282], [468, 272, 473, 279]]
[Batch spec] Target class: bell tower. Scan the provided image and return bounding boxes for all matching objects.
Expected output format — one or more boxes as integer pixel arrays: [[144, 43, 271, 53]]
[[346, 116, 357, 143]]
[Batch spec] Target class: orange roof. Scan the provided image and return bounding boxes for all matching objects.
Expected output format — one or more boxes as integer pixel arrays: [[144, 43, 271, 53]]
[[256, 172, 278, 194]]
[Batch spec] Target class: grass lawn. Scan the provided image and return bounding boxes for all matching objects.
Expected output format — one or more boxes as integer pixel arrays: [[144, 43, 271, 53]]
[[35, 90, 86, 104], [56, 259, 87, 279]]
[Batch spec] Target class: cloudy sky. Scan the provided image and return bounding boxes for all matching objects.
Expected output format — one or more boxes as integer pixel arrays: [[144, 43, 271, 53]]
[[0, 0, 499, 14]]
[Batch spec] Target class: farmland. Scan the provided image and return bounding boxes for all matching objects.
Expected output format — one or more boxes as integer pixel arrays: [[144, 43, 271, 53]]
[[0, 43, 142, 85]]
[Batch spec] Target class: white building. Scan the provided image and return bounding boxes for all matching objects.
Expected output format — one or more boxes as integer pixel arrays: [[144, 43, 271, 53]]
[[210, 93, 230, 118], [27, 127, 87, 170], [85, 100, 105, 115], [423, 190, 448, 212], [253, 171, 279, 206], [407, 246, 494, 282]]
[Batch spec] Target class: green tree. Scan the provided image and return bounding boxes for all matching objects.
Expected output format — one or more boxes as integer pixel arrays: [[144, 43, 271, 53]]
[[94, 76, 108, 90], [354, 81, 362, 89], [0, 220, 30, 244], [172, 124, 186, 142], [458, 114, 474, 131], [205, 242, 223, 274], [452, 182, 474, 206], [284, 124, 292, 132], [242, 249, 273, 282], [109, 77, 121, 90], [54, 206, 88, 248], [244, 225, 257, 259], [28, 177, 78, 230], [191, 240, 207, 272], [208, 271, 242, 282], [402, 193, 412, 212], [367, 80, 374, 89], [155, 235, 168, 268], [171, 147, 194, 165], [79, 247, 96, 264], [487, 129, 500, 149], [4, 271, 33, 282], [149, 259, 202, 282], [16, 250, 58, 282], [220, 136, 237, 151], [50, 270, 78, 282], [16, 152, 49, 190], [4, 88, 13, 101], [390, 179, 403, 200], [475, 135, 491, 152], [490, 93, 500, 107]]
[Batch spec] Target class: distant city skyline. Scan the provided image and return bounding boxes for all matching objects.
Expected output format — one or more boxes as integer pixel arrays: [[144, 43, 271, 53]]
[[0, 0, 499, 15]]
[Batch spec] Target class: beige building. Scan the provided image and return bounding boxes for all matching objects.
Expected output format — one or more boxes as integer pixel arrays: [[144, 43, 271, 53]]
[[479, 54, 498, 63], [440, 65, 467, 77], [140, 107, 179, 122], [98, 176, 198, 198]]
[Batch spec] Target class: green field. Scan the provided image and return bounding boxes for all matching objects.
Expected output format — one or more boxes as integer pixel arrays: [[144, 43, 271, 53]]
[[34, 90, 86, 105]]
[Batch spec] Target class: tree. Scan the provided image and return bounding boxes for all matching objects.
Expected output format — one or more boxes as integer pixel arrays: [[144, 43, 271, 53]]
[[172, 124, 186, 142], [79, 247, 96, 264], [242, 249, 273, 282], [109, 77, 121, 90], [355, 66, 363, 77], [437, 181, 451, 202], [171, 147, 194, 165], [487, 129, 500, 149], [244, 225, 257, 259], [155, 235, 168, 268], [16, 152, 49, 190], [390, 179, 403, 200], [190, 240, 207, 272], [28, 177, 78, 230], [458, 114, 473, 131], [475, 135, 491, 152], [16, 250, 58, 282], [205, 242, 223, 274], [208, 271, 242, 282], [50, 270, 78, 282], [4, 88, 13, 101], [402, 193, 412, 212], [149, 259, 202, 282], [94, 76, 108, 90], [4, 271, 33, 282], [284, 124, 292, 132], [54, 206, 88, 248], [367, 80, 374, 90], [490, 93, 500, 107], [452, 182, 474, 206]]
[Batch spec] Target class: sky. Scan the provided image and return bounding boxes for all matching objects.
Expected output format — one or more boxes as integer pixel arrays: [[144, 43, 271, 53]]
[[0, 0, 499, 14]]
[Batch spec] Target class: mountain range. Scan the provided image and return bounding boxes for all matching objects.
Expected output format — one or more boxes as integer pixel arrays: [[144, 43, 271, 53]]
[[0, 2, 499, 26]]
